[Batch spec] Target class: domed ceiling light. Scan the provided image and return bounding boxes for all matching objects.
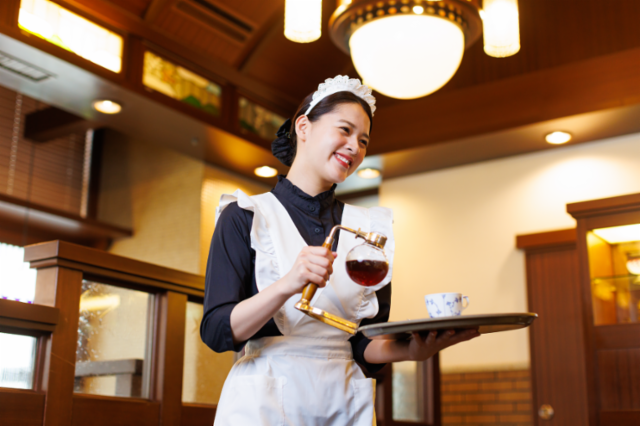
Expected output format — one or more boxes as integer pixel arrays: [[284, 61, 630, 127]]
[[285, 0, 323, 43], [327, 0, 520, 99]]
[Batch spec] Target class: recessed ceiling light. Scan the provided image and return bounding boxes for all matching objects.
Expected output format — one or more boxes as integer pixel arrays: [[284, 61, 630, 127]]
[[357, 167, 381, 179], [254, 166, 278, 178], [93, 100, 122, 114], [412, 5, 424, 14], [545, 131, 572, 145]]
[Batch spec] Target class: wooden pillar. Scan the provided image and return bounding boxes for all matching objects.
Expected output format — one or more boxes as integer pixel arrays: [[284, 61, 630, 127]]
[[154, 291, 187, 426], [34, 266, 83, 426]]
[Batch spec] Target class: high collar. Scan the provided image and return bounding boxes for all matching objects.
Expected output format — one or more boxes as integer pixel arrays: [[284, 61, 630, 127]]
[[273, 175, 337, 212]]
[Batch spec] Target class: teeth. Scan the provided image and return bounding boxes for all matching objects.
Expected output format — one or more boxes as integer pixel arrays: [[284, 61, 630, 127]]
[[335, 153, 351, 165]]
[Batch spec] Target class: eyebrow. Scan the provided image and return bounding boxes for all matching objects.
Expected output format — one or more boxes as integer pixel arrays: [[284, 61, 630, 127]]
[[338, 119, 370, 140]]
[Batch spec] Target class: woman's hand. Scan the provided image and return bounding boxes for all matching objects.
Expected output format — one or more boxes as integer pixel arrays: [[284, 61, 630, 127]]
[[277, 246, 337, 298], [407, 329, 480, 361], [364, 328, 480, 364]]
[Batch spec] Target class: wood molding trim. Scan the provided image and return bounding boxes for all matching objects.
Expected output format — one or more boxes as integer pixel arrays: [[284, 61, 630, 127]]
[[0, 299, 59, 332], [24, 241, 204, 292], [0, 192, 132, 248], [567, 193, 640, 219], [516, 228, 577, 250]]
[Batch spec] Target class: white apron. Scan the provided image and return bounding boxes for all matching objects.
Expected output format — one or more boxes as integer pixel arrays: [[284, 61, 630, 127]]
[[213, 190, 395, 426]]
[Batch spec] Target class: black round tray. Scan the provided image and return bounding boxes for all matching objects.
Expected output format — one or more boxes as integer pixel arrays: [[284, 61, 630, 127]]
[[358, 313, 538, 340]]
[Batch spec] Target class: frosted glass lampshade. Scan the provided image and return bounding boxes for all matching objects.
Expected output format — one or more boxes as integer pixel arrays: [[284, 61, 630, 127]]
[[284, 0, 322, 43], [482, 0, 520, 57], [349, 14, 465, 99]]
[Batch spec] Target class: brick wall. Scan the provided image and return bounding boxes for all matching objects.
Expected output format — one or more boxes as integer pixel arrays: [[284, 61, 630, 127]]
[[441, 369, 533, 426]]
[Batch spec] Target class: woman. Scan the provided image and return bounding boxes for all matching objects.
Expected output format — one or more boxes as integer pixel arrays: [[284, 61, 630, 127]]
[[201, 76, 479, 425]]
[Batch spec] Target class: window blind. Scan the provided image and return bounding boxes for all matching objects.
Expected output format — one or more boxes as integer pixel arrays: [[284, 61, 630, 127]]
[[0, 85, 88, 215]]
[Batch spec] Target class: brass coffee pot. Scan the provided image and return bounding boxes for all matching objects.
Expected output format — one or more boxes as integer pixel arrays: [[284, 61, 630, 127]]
[[294, 225, 389, 334]]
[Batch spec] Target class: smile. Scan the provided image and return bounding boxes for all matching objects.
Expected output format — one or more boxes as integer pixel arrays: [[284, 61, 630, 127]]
[[334, 153, 352, 169]]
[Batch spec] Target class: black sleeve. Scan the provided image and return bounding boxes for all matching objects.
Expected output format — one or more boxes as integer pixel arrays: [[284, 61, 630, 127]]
[[200, 202, 255, 353], [349, 282, 391, 374]]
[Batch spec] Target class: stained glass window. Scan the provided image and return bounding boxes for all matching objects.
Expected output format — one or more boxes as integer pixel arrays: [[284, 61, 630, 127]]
[[239, 97, 286, 141], [18, 0, 123, 73], [143, 51, 222, 117]]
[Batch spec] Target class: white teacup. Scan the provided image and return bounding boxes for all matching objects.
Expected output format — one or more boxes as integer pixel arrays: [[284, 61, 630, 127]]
[[425, 292, 470, 318]]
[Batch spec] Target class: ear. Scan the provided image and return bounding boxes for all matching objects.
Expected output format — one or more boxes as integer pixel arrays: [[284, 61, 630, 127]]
[[295, 115, 311, 144]]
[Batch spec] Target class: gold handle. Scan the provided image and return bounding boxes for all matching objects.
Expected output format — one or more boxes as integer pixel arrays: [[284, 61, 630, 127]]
[[299, 241, 333, 304]]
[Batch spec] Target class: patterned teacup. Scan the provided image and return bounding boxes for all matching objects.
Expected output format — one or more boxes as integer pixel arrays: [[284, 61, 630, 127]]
[[425, 292, 470, 318]]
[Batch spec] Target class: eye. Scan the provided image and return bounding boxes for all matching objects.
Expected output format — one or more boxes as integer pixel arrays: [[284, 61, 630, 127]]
[[340, 127, 350, 134], [360, 139, 369, 147]]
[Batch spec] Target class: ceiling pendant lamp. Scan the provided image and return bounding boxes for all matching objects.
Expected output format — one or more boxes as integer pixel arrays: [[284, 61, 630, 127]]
[[329, 0, 520, 100], [285, 0, 323, 43], [482, 0, 520, 57]]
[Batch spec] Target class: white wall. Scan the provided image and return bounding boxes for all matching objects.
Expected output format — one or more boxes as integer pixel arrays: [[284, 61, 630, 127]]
[[380, 132, 640, 372]]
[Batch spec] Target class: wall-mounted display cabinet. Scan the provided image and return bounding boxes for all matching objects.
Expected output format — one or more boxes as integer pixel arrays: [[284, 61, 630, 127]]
[[518, 192, 640, 426], [567, 193, 640, 426]]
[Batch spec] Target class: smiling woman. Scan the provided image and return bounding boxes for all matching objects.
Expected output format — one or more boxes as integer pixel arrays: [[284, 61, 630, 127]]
[[202, 75, 479, 426]]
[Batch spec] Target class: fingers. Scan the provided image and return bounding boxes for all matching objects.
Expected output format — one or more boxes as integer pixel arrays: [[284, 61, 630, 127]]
[[424, 331, 436, 346], [302, 269, 328, 287], [305, 247, 336, 263], [436, 329, 480, 348], [305, 263, 331, 283], [301, 249, 334, 275]]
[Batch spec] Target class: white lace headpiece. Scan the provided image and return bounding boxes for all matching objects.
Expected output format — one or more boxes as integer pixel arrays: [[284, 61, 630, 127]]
[[304, 75, 376, 116]]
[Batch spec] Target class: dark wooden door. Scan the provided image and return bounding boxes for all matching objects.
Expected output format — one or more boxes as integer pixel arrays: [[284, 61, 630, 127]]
[[518, 229, 590, 426]]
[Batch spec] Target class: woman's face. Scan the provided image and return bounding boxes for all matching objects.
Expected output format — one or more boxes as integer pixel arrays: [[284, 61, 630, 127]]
[[296, 102, 370, 185]]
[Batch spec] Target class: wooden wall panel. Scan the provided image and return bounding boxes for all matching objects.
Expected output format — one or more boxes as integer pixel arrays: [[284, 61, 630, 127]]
[[71, 395, 160, 426], [181, 403, 216, 426], [0, 389, 45, 426], [597, 349, 640, 411], [524, 246, 589, 426]]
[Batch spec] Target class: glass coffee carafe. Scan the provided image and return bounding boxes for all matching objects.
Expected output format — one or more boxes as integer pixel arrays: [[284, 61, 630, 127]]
[[346, 242, 389, 287], [295, 225, 389, 334]]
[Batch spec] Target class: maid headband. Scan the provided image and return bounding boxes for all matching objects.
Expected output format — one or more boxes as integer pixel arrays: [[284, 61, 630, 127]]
[[305, 75, 376, 116]]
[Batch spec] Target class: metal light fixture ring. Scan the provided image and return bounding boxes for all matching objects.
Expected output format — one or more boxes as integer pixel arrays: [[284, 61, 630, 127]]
[[329, 0, 483, 55]]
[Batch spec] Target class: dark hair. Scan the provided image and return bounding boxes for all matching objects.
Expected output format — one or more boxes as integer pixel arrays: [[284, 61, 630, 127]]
[[272, 91, 373, 167]]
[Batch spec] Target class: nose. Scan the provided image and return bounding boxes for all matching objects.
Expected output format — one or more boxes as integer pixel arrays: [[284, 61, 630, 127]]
[[345, 135, 360, 154]]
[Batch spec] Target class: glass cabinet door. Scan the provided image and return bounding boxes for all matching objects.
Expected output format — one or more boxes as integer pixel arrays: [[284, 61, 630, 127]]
[[587, 224, 640, 325]]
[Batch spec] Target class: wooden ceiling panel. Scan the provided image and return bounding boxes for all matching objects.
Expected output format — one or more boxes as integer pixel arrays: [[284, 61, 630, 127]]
[[438, 0, 640, 94], [241, 0, 352, 102], [154, 6, 242, 65], [103, 0, 153, 17], [206, 0, 281, 30], [374, 0, 640, 109]]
